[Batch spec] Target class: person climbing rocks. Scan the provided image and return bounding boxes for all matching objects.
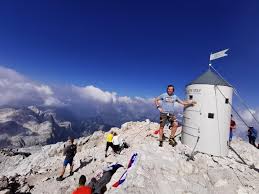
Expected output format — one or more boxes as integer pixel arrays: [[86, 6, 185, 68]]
[[105, 131, 114, 157], [112, 132, 121, 153], [72, 175, 92, 194], [155, 84, 196, 147], [229, 114, 236, 145], [56, 137, 77, 181], [248, 126, 257, 147]]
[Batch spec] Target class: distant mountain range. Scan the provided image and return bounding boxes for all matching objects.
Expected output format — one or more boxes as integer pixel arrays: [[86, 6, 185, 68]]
[[0, 106, 112, 148], [0, 106, 158, 148]]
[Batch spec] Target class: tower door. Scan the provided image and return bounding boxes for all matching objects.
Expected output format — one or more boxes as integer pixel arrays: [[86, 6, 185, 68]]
[[182, 103, 202, 147]]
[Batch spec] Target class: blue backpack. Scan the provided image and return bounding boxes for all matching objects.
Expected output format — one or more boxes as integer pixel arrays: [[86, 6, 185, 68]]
[[251, 127, 258, 138]]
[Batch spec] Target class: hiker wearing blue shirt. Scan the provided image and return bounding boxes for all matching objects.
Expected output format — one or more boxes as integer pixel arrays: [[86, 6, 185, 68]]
[[248, 126, 257, 147], [155, 85, 196, 147]]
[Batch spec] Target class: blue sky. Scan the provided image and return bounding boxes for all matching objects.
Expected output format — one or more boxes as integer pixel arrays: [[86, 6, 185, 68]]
[[0, 0, 258, 106]]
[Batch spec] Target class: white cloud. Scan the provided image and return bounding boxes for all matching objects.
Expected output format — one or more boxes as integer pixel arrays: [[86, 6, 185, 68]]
[[0, 66, 61, 106], [118, 96, 133, 104], [34, 85, 54, 96], [240, 109, 257, 124], [72, 85, 117, 103], [0, 66, 194, 124], [0, 66, 26, 82], [0, 66, 160, 123], [43, 96, 62, 106], [232, 108, 259, 141], [3, 65, 258, 137]]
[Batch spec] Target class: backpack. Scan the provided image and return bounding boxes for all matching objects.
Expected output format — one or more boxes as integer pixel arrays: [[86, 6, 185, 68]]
[[251, 128, 257, 138]]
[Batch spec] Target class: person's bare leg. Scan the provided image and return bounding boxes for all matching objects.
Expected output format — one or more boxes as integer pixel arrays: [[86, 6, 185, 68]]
[[169, 121, 178, 146], [170, 121, 178, 138], [70, 164, 73, 173], [158, 126, 164, 147], [60, 166, 66, 177], [159, 126, 164, 141]]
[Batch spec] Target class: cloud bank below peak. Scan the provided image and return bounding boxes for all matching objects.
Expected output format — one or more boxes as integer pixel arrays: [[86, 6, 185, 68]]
[[1, 66, 258, 138], [0, 66, 158, 122]]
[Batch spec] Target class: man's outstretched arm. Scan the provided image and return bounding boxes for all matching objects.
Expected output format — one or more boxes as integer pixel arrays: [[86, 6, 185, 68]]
[[154, 97, 163, 112], [177, 99, 196, 106], [154, 97, 160, 107]]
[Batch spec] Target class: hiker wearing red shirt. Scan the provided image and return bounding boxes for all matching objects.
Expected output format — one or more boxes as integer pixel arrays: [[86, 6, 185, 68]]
[[229, 114, 236, 145], [72, 175, 92, 194]]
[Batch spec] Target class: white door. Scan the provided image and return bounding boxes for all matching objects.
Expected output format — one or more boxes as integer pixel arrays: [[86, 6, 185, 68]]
[[182, 102, 201, 148]]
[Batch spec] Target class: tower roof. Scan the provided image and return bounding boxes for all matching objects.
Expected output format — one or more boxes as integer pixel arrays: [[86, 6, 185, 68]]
[[188, 69, 232, 87]]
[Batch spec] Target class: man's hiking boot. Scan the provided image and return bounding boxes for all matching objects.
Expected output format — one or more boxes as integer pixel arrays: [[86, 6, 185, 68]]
[[159, 141, 163, 147], [169, 137, 177, 147], [70, 171, 74, 176]]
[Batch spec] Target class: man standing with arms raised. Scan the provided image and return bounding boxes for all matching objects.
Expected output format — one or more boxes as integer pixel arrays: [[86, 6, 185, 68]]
[[155, 85, 196, 147]]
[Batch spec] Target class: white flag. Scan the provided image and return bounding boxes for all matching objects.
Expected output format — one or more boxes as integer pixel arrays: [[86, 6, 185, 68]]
[[210, 49, 229, 61]]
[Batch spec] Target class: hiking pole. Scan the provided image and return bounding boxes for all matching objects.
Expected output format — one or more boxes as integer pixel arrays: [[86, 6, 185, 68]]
[[186, 136, 200, 161]]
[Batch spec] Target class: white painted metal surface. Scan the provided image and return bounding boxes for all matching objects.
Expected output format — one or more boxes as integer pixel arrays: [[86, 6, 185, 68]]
[[182, 84, 233, 156]]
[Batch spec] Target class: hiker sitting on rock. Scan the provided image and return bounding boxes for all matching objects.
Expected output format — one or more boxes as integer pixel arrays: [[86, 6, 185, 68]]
[[155, 84, 196, 147], [56, 136, 77, 181], [112, 132, 121, 153], [120, 138, 129, 150], [112, 132, 130, 154], [72, 175, 92, 194]]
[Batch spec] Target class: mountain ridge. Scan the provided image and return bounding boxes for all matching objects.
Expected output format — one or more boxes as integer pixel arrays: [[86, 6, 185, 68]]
[[0, 106, 115, 148]]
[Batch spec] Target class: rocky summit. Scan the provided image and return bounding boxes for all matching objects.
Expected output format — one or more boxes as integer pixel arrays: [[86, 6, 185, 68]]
[[0, 120, 258, 194]]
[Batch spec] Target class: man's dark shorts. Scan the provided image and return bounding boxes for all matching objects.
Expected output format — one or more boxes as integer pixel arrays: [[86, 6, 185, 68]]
[[160, 112, 177, 128], [63, 158, 73, 167]]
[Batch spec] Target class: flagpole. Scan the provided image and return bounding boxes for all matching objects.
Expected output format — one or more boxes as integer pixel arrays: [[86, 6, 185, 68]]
[[209, 52, 212, 69]]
